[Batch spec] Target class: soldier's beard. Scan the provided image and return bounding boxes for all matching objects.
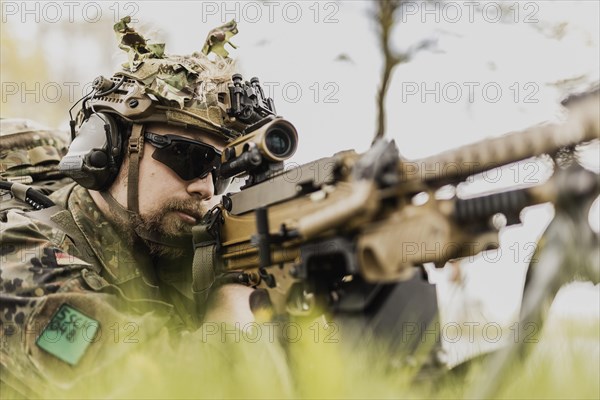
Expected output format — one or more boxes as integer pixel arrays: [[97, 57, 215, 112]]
[[126, 198, 210, 258]]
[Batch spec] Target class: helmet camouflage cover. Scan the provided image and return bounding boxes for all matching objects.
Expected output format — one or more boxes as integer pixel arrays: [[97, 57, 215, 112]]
[[83, 17, 256, 141]]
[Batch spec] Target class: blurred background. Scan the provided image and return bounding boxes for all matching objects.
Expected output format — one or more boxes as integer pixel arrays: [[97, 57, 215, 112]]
[[2, 0, 599, 365]]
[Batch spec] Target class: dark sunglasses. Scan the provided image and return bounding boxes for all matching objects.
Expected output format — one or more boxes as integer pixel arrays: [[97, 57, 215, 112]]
[[144, 132, 222, 181]]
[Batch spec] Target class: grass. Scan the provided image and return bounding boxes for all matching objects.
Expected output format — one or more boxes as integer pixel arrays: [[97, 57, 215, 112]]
[[2, 315, 598, 399]]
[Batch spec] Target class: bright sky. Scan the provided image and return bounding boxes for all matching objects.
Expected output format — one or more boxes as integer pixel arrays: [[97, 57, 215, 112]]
[[2, 0, 599, 361]]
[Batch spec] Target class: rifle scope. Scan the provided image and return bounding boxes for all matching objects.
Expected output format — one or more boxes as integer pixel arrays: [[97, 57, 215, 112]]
[[219, 118, 298, 179], [264, 124, 296, 159]]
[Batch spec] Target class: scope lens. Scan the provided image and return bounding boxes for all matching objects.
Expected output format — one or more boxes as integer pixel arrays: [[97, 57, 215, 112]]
[[265, 128, 293, 158]]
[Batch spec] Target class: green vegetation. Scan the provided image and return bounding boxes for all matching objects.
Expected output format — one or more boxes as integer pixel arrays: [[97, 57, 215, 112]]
[[8, 316, 595, 399]]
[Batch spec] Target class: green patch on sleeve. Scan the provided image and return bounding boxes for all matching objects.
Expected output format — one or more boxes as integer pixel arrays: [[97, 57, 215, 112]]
[[36, 304, 100, 366]]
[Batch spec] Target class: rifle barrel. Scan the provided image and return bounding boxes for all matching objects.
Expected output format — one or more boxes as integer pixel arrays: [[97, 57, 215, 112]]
[[400, 92, 599, 186]]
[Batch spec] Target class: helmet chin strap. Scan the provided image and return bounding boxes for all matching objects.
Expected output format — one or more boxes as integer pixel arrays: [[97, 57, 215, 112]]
[[127, 123, 145, 214], [100, 123, 189, 250]]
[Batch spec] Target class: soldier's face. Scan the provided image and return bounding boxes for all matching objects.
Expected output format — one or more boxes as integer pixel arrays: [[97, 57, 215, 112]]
[[132, 123, 226, 240]]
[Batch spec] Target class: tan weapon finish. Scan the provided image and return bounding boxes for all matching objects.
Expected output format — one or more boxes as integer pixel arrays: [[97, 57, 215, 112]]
[[221, 179, 362, 267], [211, 89, 599, 315], [399, 91, 600, 186], [223, 118, 299, 164]]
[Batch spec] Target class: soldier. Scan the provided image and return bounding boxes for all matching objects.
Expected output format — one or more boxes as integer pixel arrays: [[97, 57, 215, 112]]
[[0, 117, 72, 217], [0, 19, 289, 397]]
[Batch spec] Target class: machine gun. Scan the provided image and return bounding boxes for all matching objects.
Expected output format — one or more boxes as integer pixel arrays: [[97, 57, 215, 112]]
[[191, 86, 599, 343]]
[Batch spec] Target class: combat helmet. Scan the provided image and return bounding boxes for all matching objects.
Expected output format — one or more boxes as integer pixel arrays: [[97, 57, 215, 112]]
[[60, 17, 278, 214], [1, 118, 69, 182], [0, 118, 71, 215]]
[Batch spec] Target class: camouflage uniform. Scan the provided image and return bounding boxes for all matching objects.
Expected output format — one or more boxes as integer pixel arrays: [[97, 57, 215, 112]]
[[0, 182, 200, 396], [0, 19, 293, 397], [0, 118, 72, 217]]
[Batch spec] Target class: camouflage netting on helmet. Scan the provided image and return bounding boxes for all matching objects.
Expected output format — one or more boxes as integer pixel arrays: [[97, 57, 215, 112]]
[[85, 17, 245, 140]]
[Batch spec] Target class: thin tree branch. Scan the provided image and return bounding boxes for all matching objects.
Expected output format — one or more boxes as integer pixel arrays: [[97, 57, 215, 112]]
[[372, 1, 436, 145]]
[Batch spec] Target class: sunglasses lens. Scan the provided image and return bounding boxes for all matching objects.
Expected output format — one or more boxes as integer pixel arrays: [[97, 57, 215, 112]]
[[151, 141, 220, 181]]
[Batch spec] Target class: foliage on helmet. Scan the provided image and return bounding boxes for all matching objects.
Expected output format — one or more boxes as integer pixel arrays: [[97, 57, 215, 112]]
[[82, 17, 250, 141]]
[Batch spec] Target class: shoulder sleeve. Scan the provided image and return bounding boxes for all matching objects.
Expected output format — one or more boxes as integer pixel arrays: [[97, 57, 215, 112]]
[[0, 211, 173, 396]]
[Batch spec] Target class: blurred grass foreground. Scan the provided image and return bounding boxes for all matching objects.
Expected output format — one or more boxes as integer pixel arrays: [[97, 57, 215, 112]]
[[3, 314, 597, 399]]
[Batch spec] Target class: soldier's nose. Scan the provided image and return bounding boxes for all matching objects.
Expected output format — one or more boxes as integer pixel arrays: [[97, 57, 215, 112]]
[[186, 173, 214, 201]]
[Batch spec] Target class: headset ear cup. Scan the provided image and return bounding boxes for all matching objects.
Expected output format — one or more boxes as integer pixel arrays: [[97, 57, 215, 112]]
[[89, 150, 109, 168], [59, 112, 124, 190]]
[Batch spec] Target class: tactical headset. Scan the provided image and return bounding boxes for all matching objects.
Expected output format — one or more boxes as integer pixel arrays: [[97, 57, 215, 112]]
[[59, 76, 128, 191], [59, 112, 125, 191]]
